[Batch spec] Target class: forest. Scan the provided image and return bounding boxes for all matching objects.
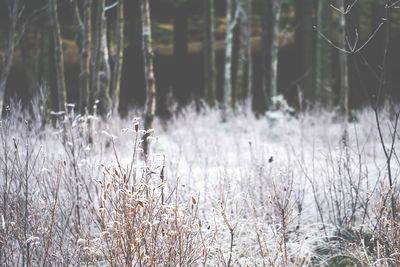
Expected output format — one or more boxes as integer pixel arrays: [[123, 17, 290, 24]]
[[1, 0, 400, 266]]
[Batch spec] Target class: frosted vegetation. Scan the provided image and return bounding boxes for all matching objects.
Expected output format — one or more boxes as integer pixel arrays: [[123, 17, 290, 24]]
[[1, 103, 399, 266]]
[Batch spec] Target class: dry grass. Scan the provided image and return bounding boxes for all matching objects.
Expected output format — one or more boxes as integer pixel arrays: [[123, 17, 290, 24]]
[[0, 104, 399, 266]]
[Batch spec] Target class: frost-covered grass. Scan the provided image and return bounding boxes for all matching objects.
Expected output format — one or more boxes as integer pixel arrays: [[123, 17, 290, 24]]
[[1, 105, 399, 266]]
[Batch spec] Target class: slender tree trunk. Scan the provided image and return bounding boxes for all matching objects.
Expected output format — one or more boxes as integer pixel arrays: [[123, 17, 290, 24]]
[[50, 0, 67, 112], [91, 0, 103, 114], [111, 0, 124, 114], [269, 0, 281, 109], [244, 0, 252, 109], [295, 0, 315, 106], [337, 0, 349, 121], [222, 0, 236, 120], [21, 33, 40, 110], [261, 0, 281, 110], [315, 0, 333, 109], [260, 1, 272, 112], [96, 0, 111, 116], [1, 0, 19, 117], [141, 0, 156, 158], [234, 0, 246, 105], [203, 0, 217, 106], [79, 0, 92, 114], [381, 3, 391, 106]]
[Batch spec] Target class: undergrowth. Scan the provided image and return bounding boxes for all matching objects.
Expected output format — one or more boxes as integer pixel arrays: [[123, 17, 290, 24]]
[[0, 105, 399, 266]]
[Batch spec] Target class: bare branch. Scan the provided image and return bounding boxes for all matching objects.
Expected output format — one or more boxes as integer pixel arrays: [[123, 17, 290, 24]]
[[314, 21, 384, 54], [330, 0, 358, 15], [105, 0, 119, 12]]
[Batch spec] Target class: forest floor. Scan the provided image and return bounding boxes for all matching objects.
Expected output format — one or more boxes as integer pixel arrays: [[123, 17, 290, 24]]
[[1, 106, 399, 266], [94, 106, 398, 265]]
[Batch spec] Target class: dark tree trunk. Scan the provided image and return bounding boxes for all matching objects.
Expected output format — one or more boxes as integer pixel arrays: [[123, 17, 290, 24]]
[[111, 0, 124, 114], [95, 0, 111, 116], [79, 0, 92, 114], [1, 0, 20, 117], [50, 0, 67, 112], [295, 0, 315, 107], [315, 0, 333, 108], [203, 0, 217, 106], [173, 3, 189, 107], [260, 0, 272, 111]]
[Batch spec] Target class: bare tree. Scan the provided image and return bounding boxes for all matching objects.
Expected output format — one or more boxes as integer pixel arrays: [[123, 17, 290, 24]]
[[315, 0, 333, 109], [222, 0, 236, 120], [232, 0, 252, 108], [295, 0, 315, 106], [233, 0, 245, 105], [92, 0, 111, 116], [261, 0, 281, 110], [244, 0, 253, 109], [49, 0, 67, 112], [72, 0, 92, 114], [269, 0, 281, 109], [98, 0, 111, 116], [203, 0, 217, 106], [337, 0, 349, 121], [80, 0, 92, 114], [1, 0, 21, 117], [141, 0, 156, 157], [260, 0, 272, 111], [111, 0, 125, 114]]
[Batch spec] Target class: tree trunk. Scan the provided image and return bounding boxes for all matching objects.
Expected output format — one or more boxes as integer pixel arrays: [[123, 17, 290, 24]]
[[222, 0, 236, 120], [111, 0, 124, 114], [173, 3, 189, 107], [260, 0, 272, 112], [315, 0, 333, 109], [141, 0, 156, 158], [21, 33, 40, 111], [269, 0, 281, 109], [94, 0, 111, 116], [295, 0, 315, 107], [79, 0, 92, 114], [261, 0, 281, 110], [1, 0, 19, 117], [337, 0, 349, 121], [203, 0, 217, 106], [234, 0, 246, 105], [245, 0, 253, 109], [50, 0, 67, 112]]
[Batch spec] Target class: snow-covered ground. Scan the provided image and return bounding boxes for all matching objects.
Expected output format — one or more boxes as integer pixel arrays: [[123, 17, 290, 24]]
[[2, 107, 399, 265]]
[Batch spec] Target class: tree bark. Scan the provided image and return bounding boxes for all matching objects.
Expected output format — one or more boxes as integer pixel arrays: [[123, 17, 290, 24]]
[[269, 0, 281, 109], [222, 0, 236, 120], [79, 0, 92, 114], [261, 0, 281, 110], [315, 0, 333, 109], [94, 0, 111, 116], [49, 0, 67, 112], [234, 0, 246, 105], [337, 0, 349, 121], [141, 0, 156, 157], [111, 0, 124, 114], [260, 0, 272, 111], [295, 0, 315, 106], [203, 0, 217, 106], [1, 0, 19, 117], [245, 0, 253, 109]]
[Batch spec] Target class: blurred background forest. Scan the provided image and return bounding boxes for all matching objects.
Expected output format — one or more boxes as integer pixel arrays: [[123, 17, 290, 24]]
[[0, 0, 399, 120]]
